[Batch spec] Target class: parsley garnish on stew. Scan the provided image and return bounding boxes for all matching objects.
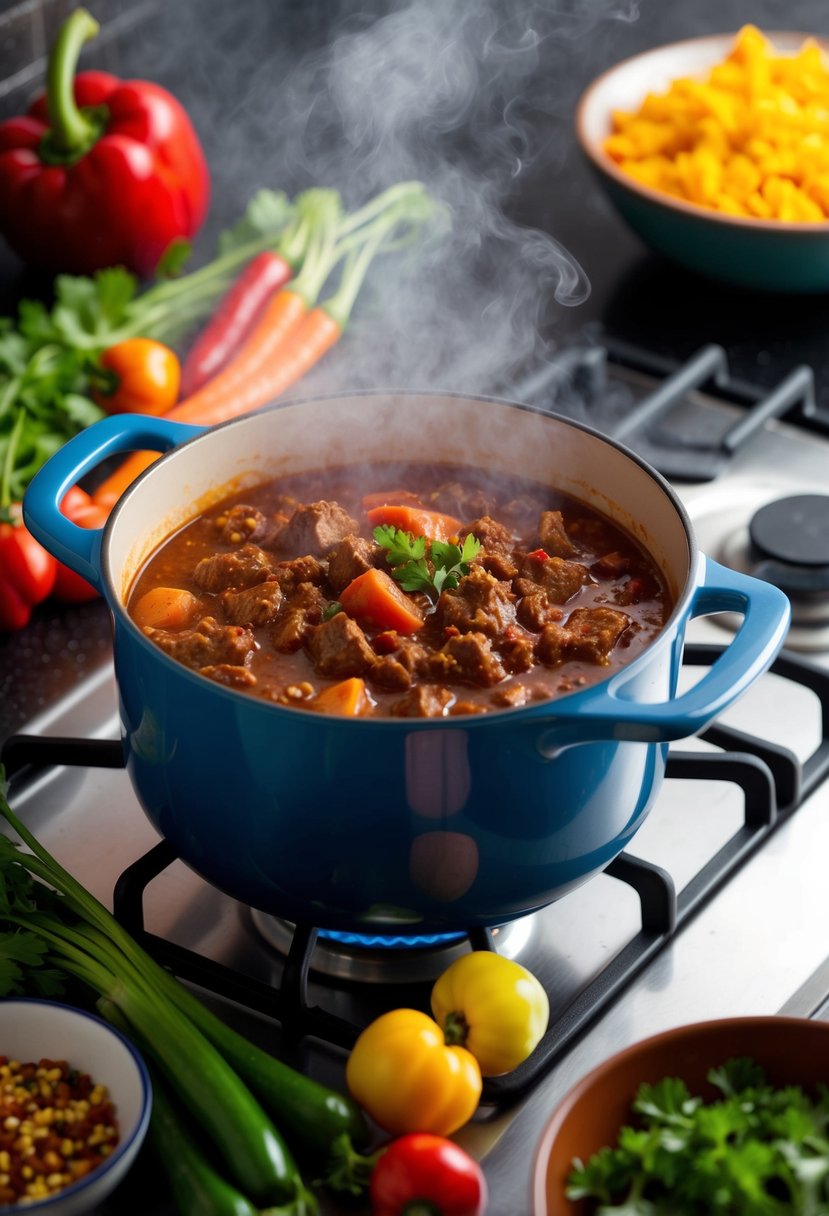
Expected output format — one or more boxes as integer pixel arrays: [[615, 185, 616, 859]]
[[373, 525, 481, 600], [566, 1056, 829, 1213]]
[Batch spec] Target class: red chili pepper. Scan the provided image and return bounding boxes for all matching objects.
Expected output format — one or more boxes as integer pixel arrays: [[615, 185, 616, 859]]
[[0, 507, 57, 631], [180, 251, 294, 395], [52, 488, 108, 604], [0, 8, 209, 277], [526, 548, 550, 562], [370, 1134, 487, 1216]]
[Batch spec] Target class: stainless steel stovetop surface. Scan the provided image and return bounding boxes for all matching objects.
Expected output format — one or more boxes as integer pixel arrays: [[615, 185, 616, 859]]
[[6, 385, 829, 1215]]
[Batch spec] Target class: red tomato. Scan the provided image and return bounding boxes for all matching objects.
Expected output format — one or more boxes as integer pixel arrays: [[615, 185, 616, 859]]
[[0, 511, 57, 631], [53, 488, 109, 603], [370, 1134, 487, 1216]]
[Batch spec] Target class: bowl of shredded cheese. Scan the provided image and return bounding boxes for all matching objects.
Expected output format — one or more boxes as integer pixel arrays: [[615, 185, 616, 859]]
[[576, 25, 829, 291]]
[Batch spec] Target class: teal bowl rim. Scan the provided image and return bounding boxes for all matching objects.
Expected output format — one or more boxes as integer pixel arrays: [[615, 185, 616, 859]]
[[575, 29, 829, 236]]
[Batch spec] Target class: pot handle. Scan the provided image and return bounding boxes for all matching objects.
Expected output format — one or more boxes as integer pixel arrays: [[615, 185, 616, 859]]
[[537, 556, 790, 747], [23, 413, 203, 593]]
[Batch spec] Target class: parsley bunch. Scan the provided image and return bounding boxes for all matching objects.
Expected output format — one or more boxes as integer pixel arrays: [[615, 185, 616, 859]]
[[0, 189, 297, 513], [567, 1058, 829, 1214], [374, 524, 482, 600]]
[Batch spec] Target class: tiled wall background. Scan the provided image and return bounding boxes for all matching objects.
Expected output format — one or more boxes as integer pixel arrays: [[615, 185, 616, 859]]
[[0, 0, 157, 116]]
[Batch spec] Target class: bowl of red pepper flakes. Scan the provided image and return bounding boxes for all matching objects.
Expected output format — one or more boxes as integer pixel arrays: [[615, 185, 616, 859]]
[[0, 1000, 151, 1214]]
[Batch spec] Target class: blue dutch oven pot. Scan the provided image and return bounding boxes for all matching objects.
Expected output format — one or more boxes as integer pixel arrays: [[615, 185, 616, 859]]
[[23, 393, 790, 934]]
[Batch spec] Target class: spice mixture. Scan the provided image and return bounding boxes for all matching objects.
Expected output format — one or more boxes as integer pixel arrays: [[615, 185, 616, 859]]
[[0, 1055, 120, 1206]]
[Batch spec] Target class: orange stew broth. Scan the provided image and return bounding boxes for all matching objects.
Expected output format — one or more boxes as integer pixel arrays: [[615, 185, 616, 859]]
[[127, 463, 673, 717]]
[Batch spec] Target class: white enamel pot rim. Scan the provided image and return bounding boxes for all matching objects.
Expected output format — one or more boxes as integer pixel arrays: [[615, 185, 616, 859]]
[[23, 389, 791, 742]]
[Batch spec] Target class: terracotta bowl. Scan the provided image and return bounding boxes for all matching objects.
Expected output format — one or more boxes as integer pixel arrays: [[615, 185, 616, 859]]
[[575, 32, 829, 292], [533, 1016, 829, 1215]]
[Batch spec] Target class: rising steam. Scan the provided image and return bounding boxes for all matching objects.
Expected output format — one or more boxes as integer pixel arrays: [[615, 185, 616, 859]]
[[138, 0, 641, 395]]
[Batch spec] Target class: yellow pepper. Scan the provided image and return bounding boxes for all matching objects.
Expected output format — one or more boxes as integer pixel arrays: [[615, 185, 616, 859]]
[[604, 25, 829, 222], [345, 1009, 482, 1137], [94, 337, 181, 415], [431, 952, 550, 1077]]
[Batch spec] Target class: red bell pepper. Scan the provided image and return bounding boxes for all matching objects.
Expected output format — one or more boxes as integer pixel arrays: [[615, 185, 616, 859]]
[[0, 7, 210, 277], [370, 1134, 488, 1216], [0, 506, 57, 632]]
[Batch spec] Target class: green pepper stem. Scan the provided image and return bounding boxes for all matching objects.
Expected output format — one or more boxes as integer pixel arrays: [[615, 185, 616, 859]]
[[42, 7, 105, 161], [441, 1010, 470, 1048]]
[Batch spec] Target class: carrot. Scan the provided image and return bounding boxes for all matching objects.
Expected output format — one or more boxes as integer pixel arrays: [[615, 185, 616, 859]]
[[92, 184, 436, 511], [180, 251, 294, 396], [312, 677, 372, 716], [91, 289, 324, 506], [339, 568, 424, 634], [366, 504, 463, 542], [131, 586, 200, 631], [361, 490, 423, 510]]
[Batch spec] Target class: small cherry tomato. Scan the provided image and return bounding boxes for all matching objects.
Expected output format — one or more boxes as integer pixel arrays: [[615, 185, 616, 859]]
[[431, 952, 550, 1077], [346, 1009, 482, 1137], [370, 1133, 487, 1216], [95, 337, 181, 415]]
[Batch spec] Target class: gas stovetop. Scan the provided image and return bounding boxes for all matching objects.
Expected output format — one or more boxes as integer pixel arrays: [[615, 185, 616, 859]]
[[4, 345, 829, 1215]]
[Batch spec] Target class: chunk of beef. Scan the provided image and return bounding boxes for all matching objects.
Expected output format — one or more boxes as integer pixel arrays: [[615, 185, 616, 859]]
[[327, 534, 381, 594], [214, 504, 270, 546], [193, 544, 273, 593], [517, 553, 591, 604], [428, 482, 495, 520], [276, 500, 359, 557], [271, 584, 326, 653], [431, 631, 506, 687], [538, 606, 631, 667], [221, 580, 283, 627], [460, 515, 515, 557], [591, 551, 631, 578], [273, 555, 328, 592], [537, 510, 576, 558], [436, 567, 515, 638], [390, 685, 454, 718], [306, 611, 376, 678], [200, 664, 258, 689], [515, 585, 564, 632], [370, 633, 430, 690], [370, 655, 414, 691], [144, 616, 255, 671], [459, 515, 520, 580], [500, 494, 545, 531], [498, 628, 536, 674], [478, 550, 519, 581]]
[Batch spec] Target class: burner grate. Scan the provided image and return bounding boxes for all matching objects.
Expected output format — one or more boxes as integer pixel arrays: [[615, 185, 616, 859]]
[[2, 645, 828, 1105], [514, 338, 828, 482]]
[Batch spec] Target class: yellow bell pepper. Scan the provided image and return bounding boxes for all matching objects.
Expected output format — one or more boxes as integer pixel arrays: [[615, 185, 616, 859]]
[[345, 1008, 482, 1137], [430, 952, 550, 1077]]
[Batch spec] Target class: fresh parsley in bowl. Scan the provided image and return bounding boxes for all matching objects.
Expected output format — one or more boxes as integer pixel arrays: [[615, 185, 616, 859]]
[[533, 1017, 829, 1214]]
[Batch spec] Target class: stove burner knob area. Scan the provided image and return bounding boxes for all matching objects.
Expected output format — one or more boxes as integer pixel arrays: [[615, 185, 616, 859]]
[[748, 494, 829, 595]]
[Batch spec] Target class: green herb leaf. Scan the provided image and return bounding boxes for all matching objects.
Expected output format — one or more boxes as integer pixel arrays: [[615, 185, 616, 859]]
[[218, 189, 295, 254], [154, 238, 193, 280], [373, 525, 481, 602]]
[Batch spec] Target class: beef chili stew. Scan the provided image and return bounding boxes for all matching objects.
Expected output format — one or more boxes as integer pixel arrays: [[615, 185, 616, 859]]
[[127, 462, 673, 718]]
